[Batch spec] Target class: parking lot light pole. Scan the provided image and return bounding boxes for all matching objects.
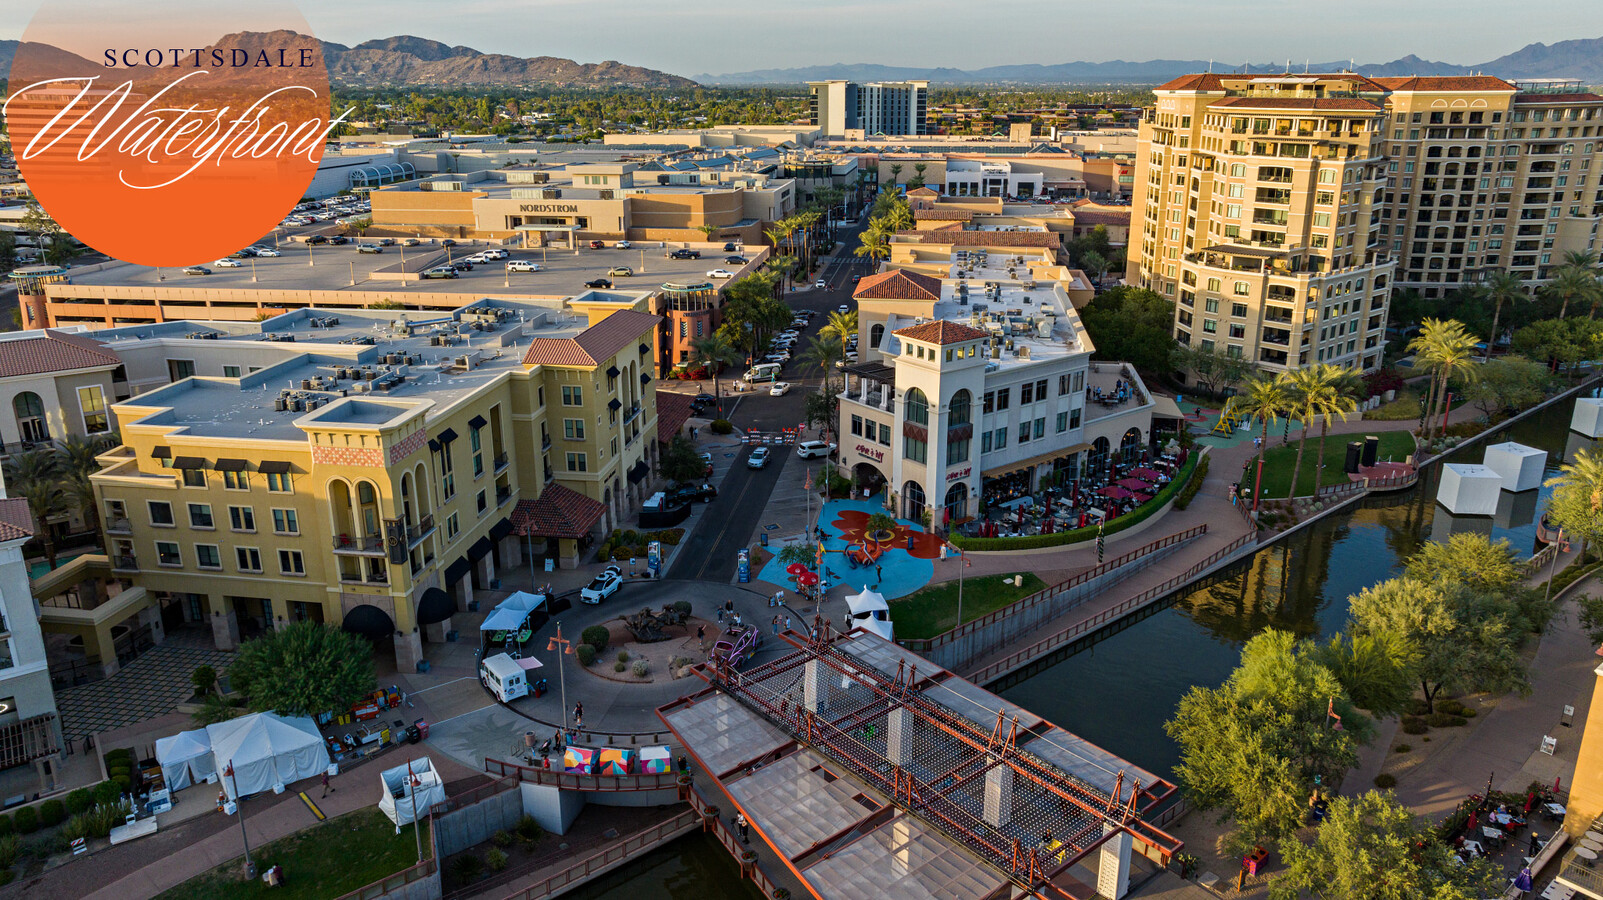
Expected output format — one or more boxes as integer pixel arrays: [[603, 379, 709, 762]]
[[547, 624, 573, 734]]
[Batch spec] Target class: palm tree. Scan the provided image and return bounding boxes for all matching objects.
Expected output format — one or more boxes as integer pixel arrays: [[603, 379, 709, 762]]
[[887, 163, 902, 186], [820, 309, 858, 360], [854, 227, 890, 270], [687, 334, 741, 417], [1408, 318, 1480, 440], [1545, 266, 1598, 321], [1478, 271, 1528, 361], [1236, 373, 1293, 509], [1286, 365, 1359, 497], [58, 433, 111, 536], [3, 449, 65, 569], [1545, 446, 1603, 557]]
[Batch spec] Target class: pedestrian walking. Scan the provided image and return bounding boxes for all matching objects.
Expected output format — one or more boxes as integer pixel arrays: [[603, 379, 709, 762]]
[[321, 771, 334, 798], [772, 615, 781, 635], [697, 623, 707, 650], [717, 605, 725, 623], [875, 564, 882, 581], [784, 616, 791, 631], [678, 755, 691, 777], [736, 813, 750, 844], [1529, 831, 1542, 855], [732, 612, 742, 628]]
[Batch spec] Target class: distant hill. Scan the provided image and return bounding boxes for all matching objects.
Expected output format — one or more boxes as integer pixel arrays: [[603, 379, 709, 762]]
[[695, 36, 1603, 85]]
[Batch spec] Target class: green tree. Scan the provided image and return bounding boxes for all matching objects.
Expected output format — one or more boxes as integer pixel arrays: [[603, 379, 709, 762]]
[[1171, 344, 1255, 396], [58, 433, 112, 537], [20, 202, 77, 266], [688, 333, 741, 406], [1236, 372, 1294, 504], [820, 309, 858, 360], [853, 226, 890, 268], [1408, 318, 1480, 440], [229, 621, 375, 716], [0, 232, 16, 275], [1462, 355, 1549, 420], [1545, 447, 1603, 553], [1286, 364, 1356, 499], [2, 449, 65, 569], [657, 434, 705, 484], [887, 163, 902, 186], [1577, 594, 1603, 646], [908, 162, 927, 188], [1543, 264, 1599, 321], [1312, 632, 1418, 718], [1476, 271, 1529, 360], [1166, 631, 1368, 851], [1511, 317, 1603, 375], [1077, 286, 1175, 375], [1269, 791, 1502, 900]]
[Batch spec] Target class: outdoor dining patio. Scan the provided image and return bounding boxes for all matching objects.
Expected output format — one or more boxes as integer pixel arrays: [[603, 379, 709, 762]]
[[966, 447, 1190, 539]]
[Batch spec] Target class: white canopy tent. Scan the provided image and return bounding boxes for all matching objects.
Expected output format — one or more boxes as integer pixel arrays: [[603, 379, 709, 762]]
[[155, 729, 216, 791], [208, 712, 331, 800], [378, 757, 447, 827], [480, 592, 547, 632], [845, 586, 893, 641]]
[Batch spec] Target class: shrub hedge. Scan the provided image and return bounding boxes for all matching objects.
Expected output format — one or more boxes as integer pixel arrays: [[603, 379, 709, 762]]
[[581, 626, 610, 653], [575, 644, 595, 667], [709, 419, 734, 435], [1173, 454, 1210, 511], [12, 807, 36, 835], [950, 453, 1201, 552], [38, 800, 64, 828]]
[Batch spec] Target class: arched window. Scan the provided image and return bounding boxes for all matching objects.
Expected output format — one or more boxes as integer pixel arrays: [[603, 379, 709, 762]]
[[1089, 436, 1110, 474], [870, 323, 884, 349], [903, 481, 926, 521], [904, 389, 929, 426], [943, 482, 968, 523], [1120, 428, 1143, 463], [357, 481, 380, 536], [948, 389, 971, 426], [12, 392, 47, 443]]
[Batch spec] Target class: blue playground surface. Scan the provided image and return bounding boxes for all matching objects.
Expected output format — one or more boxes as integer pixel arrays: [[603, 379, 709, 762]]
[[757, 493, 936, 600], [1185, 399, 1305, 449]]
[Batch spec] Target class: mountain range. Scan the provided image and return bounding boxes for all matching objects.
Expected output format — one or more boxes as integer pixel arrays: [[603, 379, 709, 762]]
[[694, 36, 1603, 84], [0, 34, 695, 89]]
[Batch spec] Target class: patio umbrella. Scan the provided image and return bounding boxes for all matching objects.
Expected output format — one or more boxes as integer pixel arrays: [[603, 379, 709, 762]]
[[786, 563, 808, 577], [1118, 478, 1150, 491], [1524, 791, 1535, 815], [1466, 811, 1478, 832], [1134, 467, 1165, 480], [1099, 486, 1132, 499], [1514, 868, 1532, 892], [1042, 518, 1053, 535], [797, 571, 820, 587], [1131, 493, 1152, 503], [1077, 512, 1088, 529]]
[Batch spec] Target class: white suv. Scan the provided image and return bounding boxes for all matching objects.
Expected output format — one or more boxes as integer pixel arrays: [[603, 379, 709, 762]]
[[795, 441, 836, 459]]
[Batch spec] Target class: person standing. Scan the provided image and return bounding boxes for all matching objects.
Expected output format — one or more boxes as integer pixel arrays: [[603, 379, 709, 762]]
[[697, 623, 707, 651], [771, 614, 781, 635], [321, 771, 334, 798], [735, 813, 750, 844], [875, 563, 882, 582], [784, 615, 792, 632]]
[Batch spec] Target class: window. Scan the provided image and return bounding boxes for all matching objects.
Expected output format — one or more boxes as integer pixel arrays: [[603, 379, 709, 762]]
[[904, 389, 929, 426], [1058, 375, 1072, 395], [1056, 411, 1068, 433], [537, 386, 545, 408], [1033, 417, 1045, 440], [878, 423, 891, 445], [78, 386, 109, 434], [563, 418, 585, 440], [278, 549, 305, 576], [851, 415, 863, 436], [149, 501, 174, 526], [561, 385, 582, 406], [223, 365, 241, 378], [1020, 382, 1034, 404], [983, 391, 995, 413], [445, 513, 459, 540], [439, 443, 455, 499], [195, 544, 221, 569], [993, 427, 1008, 450], [1069, 408, 1082, 429], [156, 541, 181, 566], [266, 472, 292, 493], [1034, 380, 1047, 402], [566, 452, 587, 472], [235, 547, 262, 572], [187, 503, 213, 528], [223, 470, 248, 490], [1231, 302, 1248, 318], [229, 506, 255, 531], [471, 427, 484, 477], [1232, 281, 1249, 296], [995, 388, 1010, 410], [1018, 421, 1032, 444], [271, 508, 298, 534], [1229, 324, 1246, 339], [476, 490, 488, 514], [1204, 298, 1219, 313], [182, 468, 206, 488]]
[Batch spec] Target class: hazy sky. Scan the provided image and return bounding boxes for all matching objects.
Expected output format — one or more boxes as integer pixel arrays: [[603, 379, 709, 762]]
[[6, 0, 1601, 77]]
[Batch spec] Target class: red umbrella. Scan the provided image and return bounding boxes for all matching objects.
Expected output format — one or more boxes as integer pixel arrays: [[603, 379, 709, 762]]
[[785, 563, 808, 576], [1466, 811, 1478, 832], [1077, 512, 1088, 529], [1132, 492, 1152, 503], [797, 570, 820, 587], [1524, 791, 1535, 815]]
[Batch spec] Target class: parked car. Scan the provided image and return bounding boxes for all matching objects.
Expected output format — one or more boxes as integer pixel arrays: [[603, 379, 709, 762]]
[[304, 235, 327, 245], [254, 248, 281, 257], [746, 447, 771, 469], [585, 278, 613, 289], [441, 239, 457, 247], [214, 258, 243, 268], [449, 259, 474, 271], [182, 266, 211, 275], [769, 381, 792, 397], [378, 238, 397, 246], [402, 238, 421, 247], [422, 266, 459, 279], [480, 248, 508, 260], [723, 242, 738, 252], [725, 256, 747, 264], [670, 249, 701, 260], [506, 260, 542, 273], [707, 268, 734, 279], [667, 482, 717, 505], [607, 266, 634, 277], [580, 569, 623, 604], [589, 240, 606, 250], [795, 441, 837, 460], [357, 244, 383, 253], [616, 240, 632, 249], [327, 236, 349, 245]]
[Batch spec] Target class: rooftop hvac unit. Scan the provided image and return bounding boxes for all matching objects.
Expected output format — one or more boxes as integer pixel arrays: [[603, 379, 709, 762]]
[[1019, 346, 1031, 359]]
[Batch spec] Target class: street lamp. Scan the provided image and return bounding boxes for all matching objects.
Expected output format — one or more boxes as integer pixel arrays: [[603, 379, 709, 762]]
[[223, 760, 256, 878], [945, 541, 968, 630], [547, 623, 574, 735]]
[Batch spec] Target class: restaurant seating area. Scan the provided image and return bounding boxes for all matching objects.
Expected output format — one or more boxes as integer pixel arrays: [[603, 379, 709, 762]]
[[966, 447, 1190, 539]]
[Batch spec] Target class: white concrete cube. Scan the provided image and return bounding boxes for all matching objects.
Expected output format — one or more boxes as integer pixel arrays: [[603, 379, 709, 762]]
[[1436, 463, 1501, 516], [1482, 442, 1547, 493], [1572, 397, 1603, 438]]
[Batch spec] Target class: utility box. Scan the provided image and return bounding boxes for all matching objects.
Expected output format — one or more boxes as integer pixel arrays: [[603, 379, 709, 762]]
[[1482, 441, 1547, 493], [1437, 464, 1501, 516]]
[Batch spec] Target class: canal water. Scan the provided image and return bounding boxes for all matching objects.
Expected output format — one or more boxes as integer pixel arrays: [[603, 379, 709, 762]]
[[1002, 394, 1595, 778], [586, 394, 1594, 894]]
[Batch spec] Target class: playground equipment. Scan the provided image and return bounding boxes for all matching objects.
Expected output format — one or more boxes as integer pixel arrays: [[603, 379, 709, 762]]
[[622, 604, 691, 643], [709, 623, 762, 667], [845, 541, 886, 568], [1211, 397, 1243, 436]]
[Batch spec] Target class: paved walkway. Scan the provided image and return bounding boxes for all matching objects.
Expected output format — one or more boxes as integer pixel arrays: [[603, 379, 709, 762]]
[[56, 642, 235, 743]]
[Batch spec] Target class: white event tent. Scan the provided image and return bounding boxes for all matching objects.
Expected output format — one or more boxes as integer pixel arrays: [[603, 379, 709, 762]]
[[155, 729, 216, 791], [845, 586, 893, 641], [207, 712, 331, 799], [378, 757, 447, 827]]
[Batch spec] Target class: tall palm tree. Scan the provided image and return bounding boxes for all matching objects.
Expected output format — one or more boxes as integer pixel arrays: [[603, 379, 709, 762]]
[[1236, 373, 1293, 509], [1545, 446, 1603, 557], [1545, 266, 1598, 321], [1478, 271, 1528, 361], [687, 334, 741, 418], [854, 227, 891, 270], [1286, 364, 1360, 497], [887, 163, 902, 186], [1409, 318, 1480, 440], [820, 309, 858, 360], [3, 448, 65, 569]]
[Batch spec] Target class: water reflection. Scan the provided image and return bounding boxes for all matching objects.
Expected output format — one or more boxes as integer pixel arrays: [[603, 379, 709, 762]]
[[1003, 396, 1595, 779], [575, 832, 765, 900]]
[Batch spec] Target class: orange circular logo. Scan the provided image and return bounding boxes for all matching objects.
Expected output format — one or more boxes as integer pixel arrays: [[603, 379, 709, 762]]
[[6, 2, 333, 267]]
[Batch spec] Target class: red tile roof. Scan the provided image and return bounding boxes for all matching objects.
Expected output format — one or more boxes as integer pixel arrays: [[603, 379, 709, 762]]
[[1156, 73, 1226, 92], [896, 230, 1061, 248], [0, 330, 120, 379], [853, 270, 943, 302], [1210, 97, 1381, 111], [522, 309, 662, 368], [893, 320, 990, 346], [906, 187, 939, 198], [1372, 76, 1516, 92], [512, 484, 607, 539], [654, 391, 693, 444], [913, 209, 973, 221], [0, 499, 32, 542], [1071, 209, 1132, 227]]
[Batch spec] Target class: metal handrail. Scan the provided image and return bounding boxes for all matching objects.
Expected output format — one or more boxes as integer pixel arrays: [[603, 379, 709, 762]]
[[482, 758, 681, 792], [487, 809, 700, 900], [332, 534, 385, 552]]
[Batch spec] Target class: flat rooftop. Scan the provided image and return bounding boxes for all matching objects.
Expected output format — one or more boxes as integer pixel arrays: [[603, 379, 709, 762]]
[[105, 302, 601, 442], [51, 245, 723, 299], [878, 275, 1088, 372]]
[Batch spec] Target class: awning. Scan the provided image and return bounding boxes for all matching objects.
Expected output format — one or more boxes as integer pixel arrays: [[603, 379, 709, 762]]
[[608, 398, 623, 411], [640, 373, 652, 385], [1152, 395, 1185, 420], [638, 343, 650, 356], [627, 460, 650, 484], [489, 517, 515, 541], [443, 556, 471, 585], [467, 415, 487, 430], [947, 422, 973, 441], [172, 457, 207, 470], [842, 361, 896, 385], [468, 536, 494, 561], [341, 604, 394, 637], [416, 588, 454, 625], [438, 428, 458, 444], [258, 460, 293, 474], [214, 458, 249, 472], [512, 484, 607, 540], [151, 446, 172, 459], [606, 365, 621, 378], [983, 444, 1089, 479], [902, 422, 928, 442], [428, 439, 442, 453]]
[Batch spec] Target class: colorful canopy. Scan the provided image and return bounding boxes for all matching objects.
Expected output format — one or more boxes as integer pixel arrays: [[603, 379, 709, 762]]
[[563, 746, 597, 774], [786, 563, 809, 576], [797, 571, 820, 587], [1133, 467, 1165, 480], [596, 747, 636, 775]]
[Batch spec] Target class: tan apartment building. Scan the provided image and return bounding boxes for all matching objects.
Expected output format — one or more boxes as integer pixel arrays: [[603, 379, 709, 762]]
[[87, 302, 662, 671], [1127, 73, 1397, 373]]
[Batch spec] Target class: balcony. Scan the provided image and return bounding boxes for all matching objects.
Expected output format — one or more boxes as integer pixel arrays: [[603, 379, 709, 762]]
[[332, 534, 385, 554], [105, 517, 132, 536], [541, 435, 552, 452], [623, 405, 643, 425], [494, 452, 510, 474], [112, 554, 138, 573], [406, 514, 435, 547], [339, 571, 389, 587], [496, 485, 513, 507]]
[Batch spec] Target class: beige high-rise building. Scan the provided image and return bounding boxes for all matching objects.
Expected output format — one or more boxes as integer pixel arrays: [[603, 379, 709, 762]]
[[1128, 73, 1395, 373]]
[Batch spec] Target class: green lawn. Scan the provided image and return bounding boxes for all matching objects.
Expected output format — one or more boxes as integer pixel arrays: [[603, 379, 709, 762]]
[[156, 808, 430, 900], [1248, 430, 1416, 499], [892, 572, 1047, 640]]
